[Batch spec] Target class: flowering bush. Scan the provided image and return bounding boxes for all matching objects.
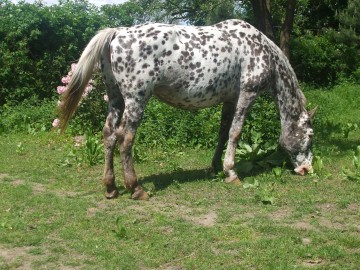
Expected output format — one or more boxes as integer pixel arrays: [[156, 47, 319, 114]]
[[53, 63, 108, 132]]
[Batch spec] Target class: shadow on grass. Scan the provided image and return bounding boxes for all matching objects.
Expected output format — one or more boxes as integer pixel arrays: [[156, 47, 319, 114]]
[[316, 135, 360, 156], [314, 119, 360, 155], [140, 167, 213, 191], [138, 163, 278, 192]]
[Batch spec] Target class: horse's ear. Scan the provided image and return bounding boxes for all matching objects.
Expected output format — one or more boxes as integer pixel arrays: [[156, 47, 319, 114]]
[[308, 105, 318, 120]]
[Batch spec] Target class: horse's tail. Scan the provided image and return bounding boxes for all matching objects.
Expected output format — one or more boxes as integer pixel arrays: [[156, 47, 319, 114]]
[[59, 28, 118, 133]]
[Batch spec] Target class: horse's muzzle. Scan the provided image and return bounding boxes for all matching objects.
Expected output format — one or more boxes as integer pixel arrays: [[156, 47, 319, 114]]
[[294, 164, 312, 176]]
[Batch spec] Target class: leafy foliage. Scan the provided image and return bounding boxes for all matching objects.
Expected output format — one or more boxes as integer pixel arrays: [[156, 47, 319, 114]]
[[342, 146, 360, 182], [291, 34, 342, 86]]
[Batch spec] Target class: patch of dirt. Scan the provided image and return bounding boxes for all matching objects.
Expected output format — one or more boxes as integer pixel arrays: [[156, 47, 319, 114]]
[[9, 179, 47, 195], [158, 266, 184, 270], [190, 211, 217, 227], [87, 201, 108, 217], [318, 217, 346, 230], [302, 258, 324, 267], [268, 207, 292, 221], [0, 173, 9, 181], [31, 182, 47, 194], [159, 226, 174, 235], [291, 220, 316, 231], [131, 198, 219, 227], [0, 246, 32, 270], [1, 174, 89, 198], [346, 203, 360, 213], [11, 179, 25, 186], [0, 244, 89, 270], [316, 203, 337, 213], [302, 238, 312, 245], [53, 190, 85, 198]]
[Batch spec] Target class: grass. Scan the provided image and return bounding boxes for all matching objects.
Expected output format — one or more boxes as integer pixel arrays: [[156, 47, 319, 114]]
[[1, 84, 360, 269]]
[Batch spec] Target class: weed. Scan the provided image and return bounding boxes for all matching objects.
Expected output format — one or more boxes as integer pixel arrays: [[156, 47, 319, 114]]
[[113, 217, 127, 240], [57, 133, 103, 167], [57, 149, 81, 167], [255, 182, 277, 205], [235, 140, 284, 175], [342, 145, 360, 182], [16, 142, 25, 155], [342, 123, 358, 138], [271, 161, 287, 182], [81, 133, 103, 166], [243, 178, 260, 189], [212, 171, 226, 182], [353, 145, 360, 170]]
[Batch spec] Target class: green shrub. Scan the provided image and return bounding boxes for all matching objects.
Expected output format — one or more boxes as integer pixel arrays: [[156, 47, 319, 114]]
[[0, 98, 55, 134], [66, 79, 108, 135], [136, 94, 280, 151], [136, 99, 221, 149], [291, 34, 342, 86]]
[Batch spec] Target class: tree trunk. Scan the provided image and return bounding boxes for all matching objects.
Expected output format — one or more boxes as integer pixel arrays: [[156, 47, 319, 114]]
[[280, 0, 296, 59], [250, 0, 275, 42]]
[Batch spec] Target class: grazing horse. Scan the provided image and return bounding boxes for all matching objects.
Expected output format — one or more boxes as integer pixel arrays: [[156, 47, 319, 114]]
[[59, 19, 316, 200]]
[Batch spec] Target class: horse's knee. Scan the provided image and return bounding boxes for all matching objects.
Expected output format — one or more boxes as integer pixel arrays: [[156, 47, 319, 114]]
[[223, 159, 235, 173]]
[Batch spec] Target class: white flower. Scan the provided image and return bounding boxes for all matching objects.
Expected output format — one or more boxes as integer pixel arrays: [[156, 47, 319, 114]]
[[52, 118, 60, 128]]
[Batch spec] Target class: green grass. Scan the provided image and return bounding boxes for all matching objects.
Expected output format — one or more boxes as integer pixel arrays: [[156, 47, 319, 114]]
[[1, 84, 360, 269]]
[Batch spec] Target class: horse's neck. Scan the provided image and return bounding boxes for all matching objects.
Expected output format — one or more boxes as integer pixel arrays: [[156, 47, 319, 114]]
[[274, 71, 306, 135]]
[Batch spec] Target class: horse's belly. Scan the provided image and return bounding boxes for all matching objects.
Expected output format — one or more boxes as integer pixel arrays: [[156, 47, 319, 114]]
[[153, 84, 225, 110]]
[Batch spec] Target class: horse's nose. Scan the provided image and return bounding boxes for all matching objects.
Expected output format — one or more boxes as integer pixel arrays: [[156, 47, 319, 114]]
[[294, 164, 312, 176]]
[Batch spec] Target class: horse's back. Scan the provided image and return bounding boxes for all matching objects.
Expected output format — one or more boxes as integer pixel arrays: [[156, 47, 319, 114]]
[[108, 20, 277, 109]]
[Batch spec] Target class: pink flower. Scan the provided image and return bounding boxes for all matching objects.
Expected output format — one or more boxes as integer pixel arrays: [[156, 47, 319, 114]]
[[61, 75, 71, 84], [57, 86, 67, 95], [52, 118, 60, 128], [83, 85, 93, 97], [71, 63, 77, 73]]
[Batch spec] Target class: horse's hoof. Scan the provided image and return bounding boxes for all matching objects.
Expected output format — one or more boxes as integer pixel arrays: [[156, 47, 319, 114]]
[[132, 187, 149, 200], [105, 189, 119, 199], [225, 175, 241, 185]]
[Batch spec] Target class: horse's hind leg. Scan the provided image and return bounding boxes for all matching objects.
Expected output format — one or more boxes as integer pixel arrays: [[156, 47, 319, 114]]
[[102, 90, 124, 198], [116, 101, 149, 200], [101, 55, 125, 199], [103, 101, 123, 198], [212, 102, 235, 173]]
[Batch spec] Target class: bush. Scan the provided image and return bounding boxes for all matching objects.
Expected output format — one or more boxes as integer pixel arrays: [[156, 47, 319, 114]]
[[242, 94, 280, 147], [0, 98, 56, 134], [291, 34, 342, 86], [136, 99, 221, 149], [63, 76, 108, 135], [136, 93, 280, 151]]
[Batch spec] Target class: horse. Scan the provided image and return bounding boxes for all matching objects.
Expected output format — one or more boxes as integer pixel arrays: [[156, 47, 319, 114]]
[[59, 19, 316, 200]]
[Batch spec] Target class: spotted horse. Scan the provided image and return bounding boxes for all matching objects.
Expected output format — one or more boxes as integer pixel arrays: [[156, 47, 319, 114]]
[[59, 19, 316, 200]]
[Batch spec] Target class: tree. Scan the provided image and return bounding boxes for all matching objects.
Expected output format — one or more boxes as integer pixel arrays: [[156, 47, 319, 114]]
[[280, 0, 296, 59], [335, 0, 360, 76], [249, 0, 275, 41]]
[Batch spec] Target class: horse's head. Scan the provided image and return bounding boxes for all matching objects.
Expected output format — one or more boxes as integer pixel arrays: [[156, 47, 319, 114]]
[[280, 107, 317, 175]]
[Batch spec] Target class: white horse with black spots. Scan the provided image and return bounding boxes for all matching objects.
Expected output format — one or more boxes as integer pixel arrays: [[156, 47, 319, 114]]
[[59, 19, 316, 200]]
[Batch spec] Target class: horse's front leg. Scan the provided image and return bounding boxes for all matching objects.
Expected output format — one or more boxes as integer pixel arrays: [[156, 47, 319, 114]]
[[116, 111, 149, 200], [223, 91, 258, 184]]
